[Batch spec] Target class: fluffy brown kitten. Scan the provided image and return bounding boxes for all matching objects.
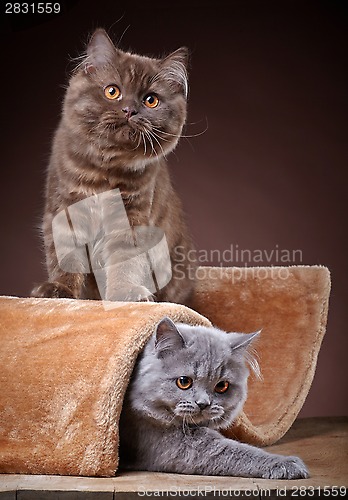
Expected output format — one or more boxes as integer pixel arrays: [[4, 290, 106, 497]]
[[31, 29, 195, 304]]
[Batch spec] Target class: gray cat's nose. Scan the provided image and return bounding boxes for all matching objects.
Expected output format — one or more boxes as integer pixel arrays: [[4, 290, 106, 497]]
[[196, 401, 209, 410], [122, 106, 138, 119]]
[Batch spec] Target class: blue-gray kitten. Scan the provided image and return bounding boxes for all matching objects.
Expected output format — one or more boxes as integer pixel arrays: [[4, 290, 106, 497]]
[[119, 317, 309, 479]]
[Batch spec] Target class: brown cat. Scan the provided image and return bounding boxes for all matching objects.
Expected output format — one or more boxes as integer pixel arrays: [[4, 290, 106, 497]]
[[31, 29, 195, 304]]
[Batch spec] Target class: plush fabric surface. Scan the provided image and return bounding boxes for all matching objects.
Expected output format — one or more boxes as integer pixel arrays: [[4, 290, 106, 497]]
[[190, 266, 331, 446], [0, 265, 330, 477]]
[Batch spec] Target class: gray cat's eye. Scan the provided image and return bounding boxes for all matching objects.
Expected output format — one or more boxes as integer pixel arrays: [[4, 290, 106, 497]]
[[215, 381, 229, 394], [176, 376, 193, 390]]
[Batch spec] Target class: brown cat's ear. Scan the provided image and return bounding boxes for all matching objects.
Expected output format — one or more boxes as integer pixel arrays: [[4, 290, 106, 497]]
[[162, 47, 189, 69], [160, 47, 189, 97], [85, 28, 118, 73]]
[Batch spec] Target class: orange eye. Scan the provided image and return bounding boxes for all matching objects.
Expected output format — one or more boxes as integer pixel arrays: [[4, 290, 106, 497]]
[[144, 94, 159, 108], [176, 376, 193, 390], [215, 381, 229, 394], [104, 85, 121, 100]]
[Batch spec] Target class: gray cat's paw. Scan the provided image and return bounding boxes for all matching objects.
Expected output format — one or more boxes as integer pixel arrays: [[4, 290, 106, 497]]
[[263, 456, 309, 480], [31, 281, 76, 299]]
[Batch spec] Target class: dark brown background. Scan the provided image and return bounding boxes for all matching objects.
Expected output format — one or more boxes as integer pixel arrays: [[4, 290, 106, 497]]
[[1, 0, 347, 417]]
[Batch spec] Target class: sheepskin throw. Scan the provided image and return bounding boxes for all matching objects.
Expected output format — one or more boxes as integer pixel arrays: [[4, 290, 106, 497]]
[[0, 265, 330, 476]]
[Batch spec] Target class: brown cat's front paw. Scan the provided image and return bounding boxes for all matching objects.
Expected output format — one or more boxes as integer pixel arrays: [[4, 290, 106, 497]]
[[263, 456, 309, 480], [106, 285, 153, 302], [31, 281, 76, 299], [128, 285, 154, 302]]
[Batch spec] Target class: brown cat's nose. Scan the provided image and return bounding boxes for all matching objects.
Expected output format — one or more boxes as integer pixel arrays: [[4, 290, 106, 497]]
[[122, 106, 138, 119], [196, 401, 209, 410]]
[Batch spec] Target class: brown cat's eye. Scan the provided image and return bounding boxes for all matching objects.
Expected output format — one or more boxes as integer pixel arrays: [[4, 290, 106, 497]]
[[215, 381, 229, 394], [176, 376, 193, 390], [104, 85, 121, 100], [144, 94, 159, 108]]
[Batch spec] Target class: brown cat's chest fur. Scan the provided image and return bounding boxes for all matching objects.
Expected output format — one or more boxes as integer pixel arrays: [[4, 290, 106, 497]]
[[47, 131, 185, 238], [46, 121, 185, 238], [39, 150, 193, 303]]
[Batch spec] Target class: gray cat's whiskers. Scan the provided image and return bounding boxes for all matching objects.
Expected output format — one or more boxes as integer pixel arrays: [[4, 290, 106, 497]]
[[167, 413, 178, 426], [211, 413, 230, 429], [188, 413, 198, 428], [182, 415, 188, 436], [245, 348, 262, 380]]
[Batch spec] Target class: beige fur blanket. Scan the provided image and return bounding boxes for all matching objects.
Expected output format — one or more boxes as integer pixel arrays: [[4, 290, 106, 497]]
[[0, 266, 330, 476]]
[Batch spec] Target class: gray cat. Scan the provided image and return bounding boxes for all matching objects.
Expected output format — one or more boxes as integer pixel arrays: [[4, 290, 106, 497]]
[[119, 318, 309, 479]]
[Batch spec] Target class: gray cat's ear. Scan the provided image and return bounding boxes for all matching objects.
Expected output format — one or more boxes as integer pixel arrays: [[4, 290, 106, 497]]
[[155, 317, 185, 356], [160, 48, 189, 97], [230, 330, 261, 353], [85, 28, 117, 73]]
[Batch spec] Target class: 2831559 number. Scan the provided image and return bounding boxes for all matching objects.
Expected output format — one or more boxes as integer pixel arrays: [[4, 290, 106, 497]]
[[291, 486, 347, 497], [5, 3, 61, 14]]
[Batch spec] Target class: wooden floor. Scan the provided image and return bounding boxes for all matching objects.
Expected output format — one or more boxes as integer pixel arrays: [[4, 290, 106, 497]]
[[0, 417, 347, 499]]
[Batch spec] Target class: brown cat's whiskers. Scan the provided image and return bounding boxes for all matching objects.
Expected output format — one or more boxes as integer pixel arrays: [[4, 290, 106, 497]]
[[143, 131, 156, 158], [148, 131, 167, 160], [137, 123, 167, 160], [141, 132, 147, 155], [125, 131, 143, 153], [149, 129, 171, 143], [152, 123, 209, 139]]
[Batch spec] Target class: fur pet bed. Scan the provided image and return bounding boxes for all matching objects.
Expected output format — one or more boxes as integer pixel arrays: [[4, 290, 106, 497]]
[[0, 265, 330, 477]]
